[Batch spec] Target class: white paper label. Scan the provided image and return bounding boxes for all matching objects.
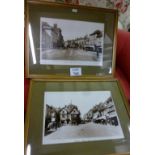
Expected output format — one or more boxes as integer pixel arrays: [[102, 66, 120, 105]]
[[72, 9, 78, 13], [70, 68, 82, 76]]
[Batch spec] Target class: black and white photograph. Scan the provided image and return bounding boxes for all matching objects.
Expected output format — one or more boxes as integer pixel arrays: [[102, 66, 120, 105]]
[[42, 91, 124, 144], [40, 17, 104, 66]]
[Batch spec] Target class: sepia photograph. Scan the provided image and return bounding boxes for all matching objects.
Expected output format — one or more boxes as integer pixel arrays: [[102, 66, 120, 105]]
[[42, 91, 124, 145], [40, 17, 104, 66]]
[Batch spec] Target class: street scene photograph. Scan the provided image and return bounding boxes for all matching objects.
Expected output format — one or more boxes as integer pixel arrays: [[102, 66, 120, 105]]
[[40, 17, 104, 66], [42, 91, 124, 144]]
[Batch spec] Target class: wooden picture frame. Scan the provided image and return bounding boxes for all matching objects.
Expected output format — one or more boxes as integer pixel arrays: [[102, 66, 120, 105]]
[[25, 79, 130, 155], [25, 0, 118, 79]]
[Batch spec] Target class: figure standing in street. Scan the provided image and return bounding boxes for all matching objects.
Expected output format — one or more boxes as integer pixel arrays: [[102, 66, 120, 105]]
[[95, 44, 99, 59]]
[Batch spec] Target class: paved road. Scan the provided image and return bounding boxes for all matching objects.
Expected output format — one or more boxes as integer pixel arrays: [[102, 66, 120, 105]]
[[41, 48, 101, 61], [43, 122, 124, 144]]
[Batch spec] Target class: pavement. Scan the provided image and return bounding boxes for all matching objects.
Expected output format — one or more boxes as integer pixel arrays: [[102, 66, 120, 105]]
[[43, 122, 124, 144], [41, 48, 101, 61]]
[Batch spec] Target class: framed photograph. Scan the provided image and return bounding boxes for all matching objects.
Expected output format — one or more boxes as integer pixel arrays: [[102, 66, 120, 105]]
[[25, 79, 130, 155], [40, 17, 104, 67], [25, 0, 118, 78]]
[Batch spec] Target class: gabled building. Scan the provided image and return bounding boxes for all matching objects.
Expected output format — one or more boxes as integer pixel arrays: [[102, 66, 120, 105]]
[[42, 22, 52, 51], [70, 108, 81, 125], [59, 103, 81, 125], [83, 109, 93, 122], [83, 96, 119, 126], [45, 104, 58, 134], [42, 22, 64, 50], [59, 107, 68, 125]]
